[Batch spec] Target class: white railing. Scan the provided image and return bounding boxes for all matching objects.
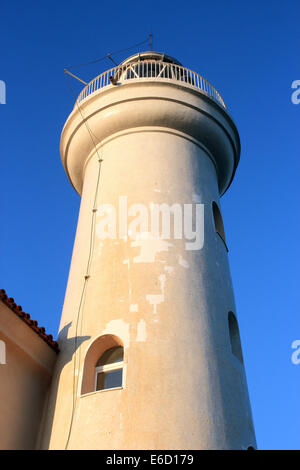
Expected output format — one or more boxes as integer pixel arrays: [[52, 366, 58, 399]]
[[76, 60, 226, 109]]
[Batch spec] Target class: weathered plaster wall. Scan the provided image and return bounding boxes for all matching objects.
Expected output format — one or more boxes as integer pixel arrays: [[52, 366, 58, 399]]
[[42, 78, 256, 450]]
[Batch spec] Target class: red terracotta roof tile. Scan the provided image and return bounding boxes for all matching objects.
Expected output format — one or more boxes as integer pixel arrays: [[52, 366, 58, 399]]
[[0, 289, 59, 352]]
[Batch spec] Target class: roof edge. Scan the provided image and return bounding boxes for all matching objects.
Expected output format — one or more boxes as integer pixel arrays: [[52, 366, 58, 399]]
[[0, 289, 59, 352]]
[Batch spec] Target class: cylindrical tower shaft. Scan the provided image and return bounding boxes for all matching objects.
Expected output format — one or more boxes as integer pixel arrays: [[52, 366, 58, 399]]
[[41, 52, 256, 450]]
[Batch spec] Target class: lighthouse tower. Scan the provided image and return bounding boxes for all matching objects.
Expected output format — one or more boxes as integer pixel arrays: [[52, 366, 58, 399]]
[[42, 51, 256, 450]]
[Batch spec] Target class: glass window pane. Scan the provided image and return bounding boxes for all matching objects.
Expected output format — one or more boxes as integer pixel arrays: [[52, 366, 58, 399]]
[[96, 369, 123, 391], [212, 201, 226, 242], [96, 346, 123, 367], [228, 312, 244, 363], [96, 371, 105, 391]]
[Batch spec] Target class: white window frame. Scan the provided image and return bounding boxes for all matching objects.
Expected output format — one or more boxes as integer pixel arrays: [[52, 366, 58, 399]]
[[94, 360, 125, 392]]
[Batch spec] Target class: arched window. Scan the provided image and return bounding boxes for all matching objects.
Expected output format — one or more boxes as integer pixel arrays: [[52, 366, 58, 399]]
[[212, 201, 226, 243], [95, 346, 124, 391], [228, 312, 244, 364], [81, 334, 124, 395]]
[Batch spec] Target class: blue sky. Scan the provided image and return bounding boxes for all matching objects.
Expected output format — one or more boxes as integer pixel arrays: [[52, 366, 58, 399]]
[[1, 0, 299, 450]]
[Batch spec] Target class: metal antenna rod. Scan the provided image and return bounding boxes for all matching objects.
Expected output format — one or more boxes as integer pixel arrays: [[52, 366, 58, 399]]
[[107, 53, 118, 66], [150, 32, 153, 51], [64, 69, 88, 85]]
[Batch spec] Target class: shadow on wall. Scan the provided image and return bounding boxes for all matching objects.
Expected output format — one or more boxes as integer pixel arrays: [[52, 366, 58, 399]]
[[40, 322, 90, 449]]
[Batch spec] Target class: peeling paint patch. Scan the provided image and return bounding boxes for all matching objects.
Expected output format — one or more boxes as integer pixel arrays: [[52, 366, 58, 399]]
[[159, 274, 166, 292], [130, 304, 139, 312], [136, 319, 147, 342], [164, 265, 174, 274], [146, 294, 164, 314], [146, 274, 166, 314], [177, 254, 189, 268], [102, 319, 130, 348], [131, 232, 173, 263]]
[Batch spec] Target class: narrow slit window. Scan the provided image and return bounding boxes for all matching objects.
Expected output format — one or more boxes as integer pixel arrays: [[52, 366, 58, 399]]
[[228, 312, 244, 363], [212, 201, 226, 243]]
